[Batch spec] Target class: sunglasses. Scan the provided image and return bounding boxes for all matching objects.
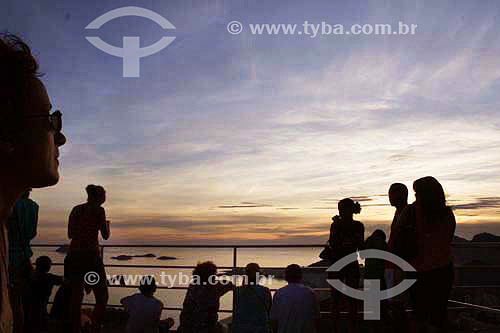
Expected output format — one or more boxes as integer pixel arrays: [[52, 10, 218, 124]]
[[25, 110, 63, 132]]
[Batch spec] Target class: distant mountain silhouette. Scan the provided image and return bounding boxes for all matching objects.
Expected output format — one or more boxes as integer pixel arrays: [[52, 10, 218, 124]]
[[471, 233, 500, 242]]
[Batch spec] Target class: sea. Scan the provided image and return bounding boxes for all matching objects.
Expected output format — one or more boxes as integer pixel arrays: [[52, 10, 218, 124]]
[[33, 246, 324, 329]]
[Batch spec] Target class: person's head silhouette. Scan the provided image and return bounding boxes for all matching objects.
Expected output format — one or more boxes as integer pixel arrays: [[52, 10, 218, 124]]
[[35, 256, 52, 274], [370, 229, 386, 242], [86, 184, 106, 205], [413, 176, 448, 222], [193, 261, 217, 285], [285, 264, 302, 284], [0, 34, 66, 193], [337, 198, 361, 221], [138, 276, 157, 297], [389, 183, 408, 209], [244, 263, 261, 285]]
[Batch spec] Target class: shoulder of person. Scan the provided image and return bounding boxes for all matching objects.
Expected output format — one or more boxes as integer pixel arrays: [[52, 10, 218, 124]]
[[353, 220, 364, 228], [257, 284, 271, 292], [29, 199, 39, 208], [152, 296, 163, 306]]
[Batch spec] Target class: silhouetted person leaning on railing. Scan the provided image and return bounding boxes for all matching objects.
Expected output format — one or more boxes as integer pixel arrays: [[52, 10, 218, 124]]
[[327, 198, 364, 333], [270, 264, 320, 333], [178, 261, 234, 333], [25, 256, 63, 333], [232, 263, 272, 333], [392, 177, 456, 333], [0, 33, 66, 333], [65, 185, 110, 333]]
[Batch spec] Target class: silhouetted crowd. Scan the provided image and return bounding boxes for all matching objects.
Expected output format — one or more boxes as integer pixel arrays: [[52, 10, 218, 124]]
[[0, 34, 457, 333]]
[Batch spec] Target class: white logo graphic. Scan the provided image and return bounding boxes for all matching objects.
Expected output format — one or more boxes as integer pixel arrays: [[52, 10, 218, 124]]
[[84, 271, 100, 285], [227, 21, 243, 35], [85, 6, 176, 77], [327, 249, 416, 320]]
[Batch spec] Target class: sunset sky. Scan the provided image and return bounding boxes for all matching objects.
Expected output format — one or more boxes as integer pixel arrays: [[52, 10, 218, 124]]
[[3, 0, 500, 244]]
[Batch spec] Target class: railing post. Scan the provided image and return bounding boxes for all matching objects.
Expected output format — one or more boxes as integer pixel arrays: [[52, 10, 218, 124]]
[[100, 245, 104, 259], [232, 247, 237, 315]]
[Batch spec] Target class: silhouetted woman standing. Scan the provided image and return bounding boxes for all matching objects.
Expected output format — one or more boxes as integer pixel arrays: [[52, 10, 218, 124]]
[[396, 177, 455, 332], [65, 185, 110, 333], [327, 198, 364, 333]]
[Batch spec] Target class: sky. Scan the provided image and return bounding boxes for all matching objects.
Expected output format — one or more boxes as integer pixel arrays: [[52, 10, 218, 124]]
[[3, 0, 500, 244]]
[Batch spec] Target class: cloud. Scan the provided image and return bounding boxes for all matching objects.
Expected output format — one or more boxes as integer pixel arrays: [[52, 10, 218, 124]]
[[451, 197, 500, 210], [218, 202, 273, 208]]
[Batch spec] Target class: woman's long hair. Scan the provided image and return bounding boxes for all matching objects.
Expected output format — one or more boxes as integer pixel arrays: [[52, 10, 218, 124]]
[[413, 176, 449, 224]]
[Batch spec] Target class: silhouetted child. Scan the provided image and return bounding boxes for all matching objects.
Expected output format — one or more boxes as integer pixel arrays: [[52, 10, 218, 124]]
[[25, 256, 63, 332], [120, 276, 174, 333], [364, 229, 388, 288]]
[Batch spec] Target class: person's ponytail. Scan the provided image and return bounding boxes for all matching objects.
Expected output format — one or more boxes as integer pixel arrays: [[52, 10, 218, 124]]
[[353, 201, 362, 214]]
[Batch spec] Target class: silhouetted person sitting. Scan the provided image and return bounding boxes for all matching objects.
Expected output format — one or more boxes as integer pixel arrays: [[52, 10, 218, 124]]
[[385, 183, 408, 291], [327, 198, 364, 333], [232, 263, 272, 333], [121, 276, 174, 333], [0, 33, 66, 333], [24, 256, 63, 333], [394, 177, 456, 332], [65, 185, 110, 333], [6, 189, 38, 333], [270, 264, 320, 333], [178, 261, 234, 333]]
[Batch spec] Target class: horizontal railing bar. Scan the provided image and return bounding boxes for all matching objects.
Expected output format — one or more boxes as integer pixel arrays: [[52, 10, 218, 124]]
[[47, 261, 500, 271], [64, 303, 500, 316], [33, 244, 325, 248], [32, 242, 500, 248], [448, 300, 500, 314]]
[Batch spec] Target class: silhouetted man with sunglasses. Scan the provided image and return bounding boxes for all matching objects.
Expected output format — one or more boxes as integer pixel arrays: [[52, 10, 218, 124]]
[[0, 33, 66, 333]]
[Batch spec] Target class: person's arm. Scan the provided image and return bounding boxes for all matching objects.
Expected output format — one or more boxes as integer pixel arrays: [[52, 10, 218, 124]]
[[68, 206, 77, 239], [99, 208, 110, 240], [308, 289, 321, 333], [357, 223, 365, 251], [51, 273, 64, 286], [29, 201, 39, 240], [154, 301, 164, 327], [216, 280, 235, 298], [328, 222, 335, 248], [449, 209, 456, 241], [120, 295, 131, 311]]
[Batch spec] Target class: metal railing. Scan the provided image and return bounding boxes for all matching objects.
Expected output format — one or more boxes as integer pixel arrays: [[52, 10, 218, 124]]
[[32, 242, 500, 316]]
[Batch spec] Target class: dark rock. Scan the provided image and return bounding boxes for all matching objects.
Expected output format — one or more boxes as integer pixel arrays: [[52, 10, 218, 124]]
[[133, 253, 156, 258], [471, 233, 500, 242], [157, 256, 177, 260], [111, 255, 133, 261]]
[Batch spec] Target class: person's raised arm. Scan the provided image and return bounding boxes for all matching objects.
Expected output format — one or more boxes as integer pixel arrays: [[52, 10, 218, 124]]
[[328, 221, 336, 249], [216, 280, 235, 298], [99, 208, 110, 240]]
